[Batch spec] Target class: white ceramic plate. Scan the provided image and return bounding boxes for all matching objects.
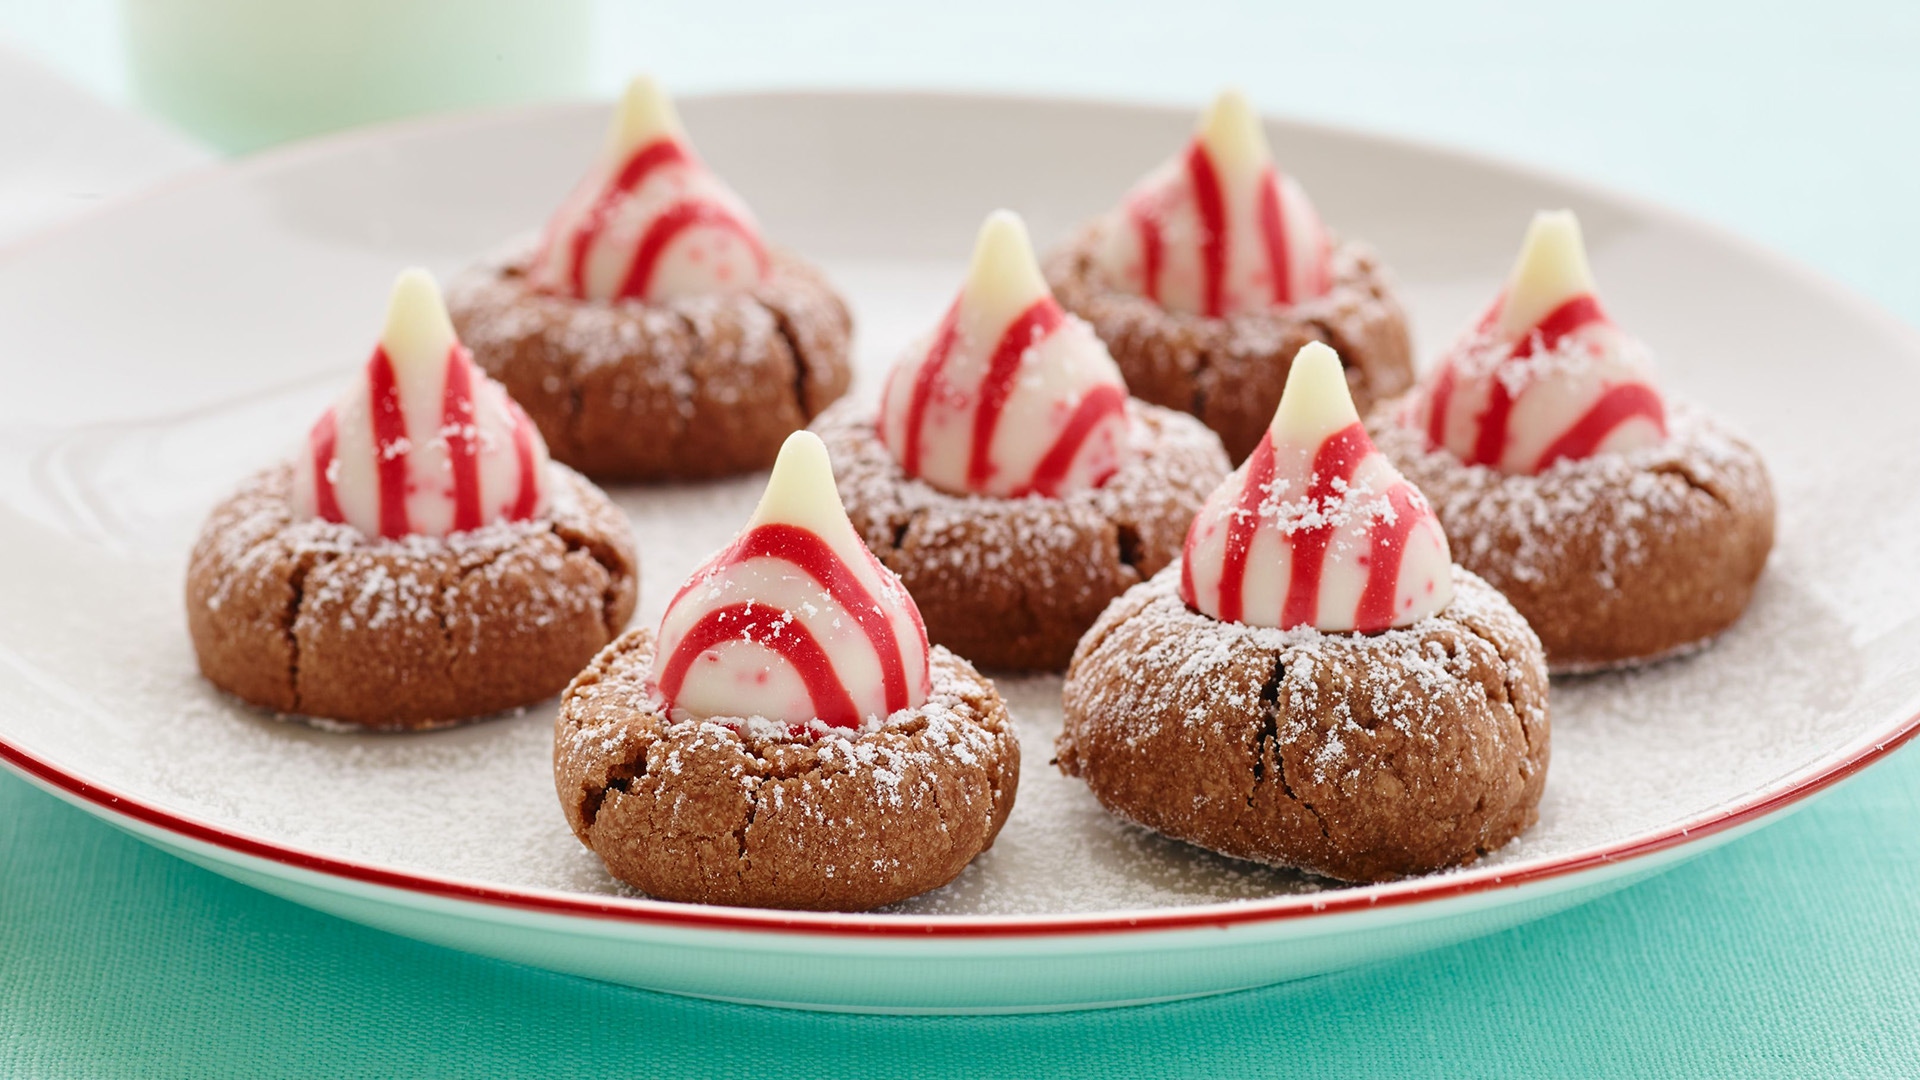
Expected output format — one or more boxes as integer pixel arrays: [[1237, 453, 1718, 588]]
[[2, 93, 1918, 1014]]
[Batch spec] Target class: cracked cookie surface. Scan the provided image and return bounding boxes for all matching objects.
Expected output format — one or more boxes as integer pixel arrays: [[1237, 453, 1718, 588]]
[[1046, 225, 1413, 464], [185, 462, 638, 728], [1370, 402, 1775, 672], [813, 398, 1229, 672], [555, 632, 1019, 911], [448, 243, 853, 482], [1057, 566, 1549, 883]]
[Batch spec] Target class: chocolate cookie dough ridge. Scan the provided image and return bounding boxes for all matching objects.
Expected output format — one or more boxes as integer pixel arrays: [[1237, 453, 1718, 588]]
[[823, 399, 1225, 583], [878, 210, 1132, 499], [1374, 407, 1757, 592], [527, 74, 768, 303], [1068, 565, 1536, 789], [1102, 88, 1332, 315], [1181, 342, 1452, 633]]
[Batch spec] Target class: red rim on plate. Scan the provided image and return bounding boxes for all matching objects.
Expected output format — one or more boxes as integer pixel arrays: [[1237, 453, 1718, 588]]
[[4, 94, 1919, 941], [5, 709, 1916, 938]]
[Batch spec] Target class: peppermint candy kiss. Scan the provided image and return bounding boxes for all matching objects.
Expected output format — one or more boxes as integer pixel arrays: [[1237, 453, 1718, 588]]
[[1413, 210, 1669, 475], [1181, 342, 1452, 632], [877, 210, 1131, 499], [292, 269, 549, 539], [1096, 88, 1332, 318], [527, 75, 769, 303], [652, 431, 932, 728]]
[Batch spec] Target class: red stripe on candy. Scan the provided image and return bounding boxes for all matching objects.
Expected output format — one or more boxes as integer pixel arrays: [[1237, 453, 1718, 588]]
[[1352, 483, 1423, 633], [866, 543, 930, 691], [1278, 423, 1371, 630], [1257, 167, 1292, 305], [565, 139, 688, 296], [441, 346, 483, 533], [1127, 195, 1165, 304], [367, 347, 411, 539], [727, 524, 912, 715], [658, 602, 861, 729], [1512, 294, 1607, 359], [309, 407, 343, 523], [1425, 362, 1456, 453], [1214, 434, 1277, 623], [1024, 384, 1128, 497], [665, 525, 928, 711], [507, 400, 541, 521], [874, 363, 899, 443], [1466, 293, 1610, 468], [616, 199, 767, 302], [1467, 377, 1516, 468], [1309, 224, 1332, 296], [1185, 143, 1228, 317], [967, 298, 1066, 489], [902, 300, 962, 479], [1531, 382, 1666, 473]]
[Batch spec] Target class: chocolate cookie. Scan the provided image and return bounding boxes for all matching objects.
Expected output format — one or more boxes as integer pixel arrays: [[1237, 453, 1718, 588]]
[[555, 631, 1019, 911], [815, 398, 1231, 671], [186, 463, 638, 729], [447, 243, 853, 482], [1046, 227, 1414, 463], [1057, 566, 1549, 883], [1371, 403, 1775, 673]]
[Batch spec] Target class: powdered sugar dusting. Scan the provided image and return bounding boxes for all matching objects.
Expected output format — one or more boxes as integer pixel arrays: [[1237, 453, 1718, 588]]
[[193, 460, 625, 653], [449, 240, 830, 419], [0, 255, 1911, 917], [817, 396, 1226, 590], [1058, 566, 1542, 803], [559, 636, 1006, 836], [1374, 402, 1763, 591]]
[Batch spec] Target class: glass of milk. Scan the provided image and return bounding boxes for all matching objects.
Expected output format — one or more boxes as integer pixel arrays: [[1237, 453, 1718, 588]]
[[121, 0, 594, 153]]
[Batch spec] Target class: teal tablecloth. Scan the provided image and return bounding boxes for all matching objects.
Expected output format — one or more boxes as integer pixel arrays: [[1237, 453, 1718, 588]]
[[7, 760, 1920, 1077], [3, 2, 1919, 1075]]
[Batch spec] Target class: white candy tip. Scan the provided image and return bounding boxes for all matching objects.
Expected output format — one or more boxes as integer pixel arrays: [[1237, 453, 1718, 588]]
[[749, 430, 848, 531], [380, 268, 457, 369], [1269, 341, 1360, 443], [1198, 87, 1271, 170], [606, 74, 683, 157], [964, 209, 1050, 310], [1500, 209, 1597, 336]]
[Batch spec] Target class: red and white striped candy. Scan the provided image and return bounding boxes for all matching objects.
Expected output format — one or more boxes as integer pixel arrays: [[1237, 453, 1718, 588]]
[[1408, 210, 1668, 475], [291, 269, 549, 539], [1181, 342, 1452, 632], [1096, 88, 1332, 318], [877, 210, 1131, 499], [652, 431, 931, 729], [527, 75, 768, 304]]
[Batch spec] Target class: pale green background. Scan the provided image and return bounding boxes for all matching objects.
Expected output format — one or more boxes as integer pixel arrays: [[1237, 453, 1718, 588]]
[[2, 1, 1918, 1075]]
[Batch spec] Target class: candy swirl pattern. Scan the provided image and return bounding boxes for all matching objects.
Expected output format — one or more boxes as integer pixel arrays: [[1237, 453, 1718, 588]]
[[292, 269, 549, 539], [1096, 89, 1332, 318], [527, 75, 768, 304], [1411, 210, 1668, 476], [652, 432, 931, 729], [1181, 342, 1452, 632], [878, 211, 1131, 499]]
